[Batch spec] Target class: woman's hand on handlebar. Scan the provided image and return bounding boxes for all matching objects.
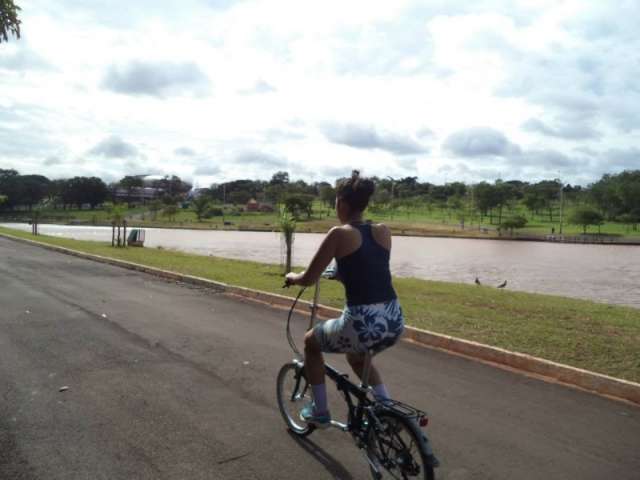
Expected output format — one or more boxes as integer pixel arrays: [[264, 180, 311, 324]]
[[284, 271, 303, 288]]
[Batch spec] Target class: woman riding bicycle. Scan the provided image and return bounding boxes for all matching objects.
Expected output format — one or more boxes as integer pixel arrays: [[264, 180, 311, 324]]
[[285, 170, 404, 428]]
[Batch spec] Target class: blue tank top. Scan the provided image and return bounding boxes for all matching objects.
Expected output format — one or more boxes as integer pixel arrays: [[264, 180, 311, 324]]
[[336, 223, 397, 306]]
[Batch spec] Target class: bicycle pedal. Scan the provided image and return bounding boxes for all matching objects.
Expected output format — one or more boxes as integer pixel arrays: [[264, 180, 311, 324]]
[[428, 454, 441, 468], [309, 420, 331, 430]]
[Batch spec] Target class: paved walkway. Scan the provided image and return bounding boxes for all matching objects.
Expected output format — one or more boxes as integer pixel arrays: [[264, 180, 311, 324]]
[[1, 237, 638, 479]]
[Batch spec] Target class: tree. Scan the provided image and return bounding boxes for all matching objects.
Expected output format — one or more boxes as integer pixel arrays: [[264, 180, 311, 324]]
[[266, 171, 290, 204], [473, 182, 499, 222], [529, 180, 561, 221], [59, 176, 108, 209], [617, 212, 640, 232], [0, 168, 18, 189], [47, 179, 67, 208], [493, 180, 517, 225], [542, 180, 562, 220], [284, 194, 314, 219], [161, 194, 178, 206], [500, 215, 528, 236], [148, 199, 162, 220], [229, 190, 251, 205], [17, 175, 50, 210], [395, 176, 419, 198], [119, 176, 144, 206], [590, 174, 621, 219], [1, 0, 21, 43], [107, 203, 127, 247], [153, 175, 192, 197], [83, 177, 109, 208], [318, 184, 336, 208], [568, 207, 604, 234], [279, 206, 296, 274], [191, 195, 210, 221], [270, 171, 289, 186], [589, 170, 640, 220], [162, 204, 178, 222], [523, 190, 545, 216], [372, 188, 391, 206], [288, 179, 314, 196], [0, 170, 20, 209], [616, 171, 640, 218]]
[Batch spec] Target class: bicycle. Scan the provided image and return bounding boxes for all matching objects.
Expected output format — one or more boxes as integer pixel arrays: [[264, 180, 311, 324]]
[[276, 276, 438, 479]]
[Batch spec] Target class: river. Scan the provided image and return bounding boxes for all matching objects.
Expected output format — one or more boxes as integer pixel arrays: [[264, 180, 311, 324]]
[[3, 223, 638, 308]]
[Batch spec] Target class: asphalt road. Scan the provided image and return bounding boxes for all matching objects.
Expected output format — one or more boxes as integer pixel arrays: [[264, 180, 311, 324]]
[[1, 237, 638, 480]]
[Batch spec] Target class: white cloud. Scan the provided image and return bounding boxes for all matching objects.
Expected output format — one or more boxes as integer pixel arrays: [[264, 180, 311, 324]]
[[522, 117, 601, 140], [174, 147, 197, 157], [1, 0, 638, 186], [237, 80, 277, 95], [323, 123, 428, 155], [102, 61, 211, 98], [88, 136, 139, 158], [443, 127, 521, 158]]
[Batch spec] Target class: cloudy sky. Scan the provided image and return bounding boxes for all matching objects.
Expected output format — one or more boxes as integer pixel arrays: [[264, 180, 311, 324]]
[[1, 0, 639, 187]]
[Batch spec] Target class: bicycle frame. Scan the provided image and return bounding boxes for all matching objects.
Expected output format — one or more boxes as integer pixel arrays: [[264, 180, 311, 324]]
[[289, 356, 374, 437]]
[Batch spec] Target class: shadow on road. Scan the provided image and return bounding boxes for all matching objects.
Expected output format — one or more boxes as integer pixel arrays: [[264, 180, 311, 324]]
[[287, 432, 355, 480]]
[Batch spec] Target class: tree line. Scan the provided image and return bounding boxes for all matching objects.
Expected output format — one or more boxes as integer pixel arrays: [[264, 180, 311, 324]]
[[0, 170, 193, 211], [1, 168, 638, 232]]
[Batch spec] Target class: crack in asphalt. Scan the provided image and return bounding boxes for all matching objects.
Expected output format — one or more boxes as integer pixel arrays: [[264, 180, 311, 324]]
[[216, 451, 252, 465]]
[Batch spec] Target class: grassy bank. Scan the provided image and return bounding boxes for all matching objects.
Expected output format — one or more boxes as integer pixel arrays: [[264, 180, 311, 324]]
[[2, 225, 639, 383]]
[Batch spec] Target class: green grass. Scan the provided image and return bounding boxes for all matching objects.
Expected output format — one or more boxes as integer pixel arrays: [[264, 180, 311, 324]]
[[2, 225, 639, 383]]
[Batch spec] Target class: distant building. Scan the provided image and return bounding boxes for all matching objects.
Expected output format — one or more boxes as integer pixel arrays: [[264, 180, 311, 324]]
[[113, 186, 160, 203], [112, 174, 173, 203], [140, 175, 164, 187], [259, 203, 275, 212], [245, 198, 274, 212]]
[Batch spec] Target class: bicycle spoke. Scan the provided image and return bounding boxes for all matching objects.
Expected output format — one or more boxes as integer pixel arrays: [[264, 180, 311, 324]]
[[367, 414, 428, 479]]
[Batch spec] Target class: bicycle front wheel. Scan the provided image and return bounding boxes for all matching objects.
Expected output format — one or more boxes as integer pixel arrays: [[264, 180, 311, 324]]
[[276, 362, 315, 437], [366, 410, 435, 480]]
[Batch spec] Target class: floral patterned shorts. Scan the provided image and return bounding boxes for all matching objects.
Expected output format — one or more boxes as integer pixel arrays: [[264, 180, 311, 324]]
[[313, 299, 404, 354]]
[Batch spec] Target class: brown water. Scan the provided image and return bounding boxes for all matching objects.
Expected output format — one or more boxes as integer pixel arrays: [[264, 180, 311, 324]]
[[4, 223, 638, 308]]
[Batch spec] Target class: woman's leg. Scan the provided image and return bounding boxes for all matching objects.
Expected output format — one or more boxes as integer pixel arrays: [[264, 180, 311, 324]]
[[304, 330, 329, 415], [346, 353, 389, 399], [304, 330, 325, 384]]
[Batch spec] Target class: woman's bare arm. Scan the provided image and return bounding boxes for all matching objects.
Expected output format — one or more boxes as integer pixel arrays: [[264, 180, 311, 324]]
[[285, 227, 341, 286]]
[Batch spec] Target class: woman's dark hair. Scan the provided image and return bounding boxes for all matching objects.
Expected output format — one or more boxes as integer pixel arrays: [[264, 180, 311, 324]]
[[336, 170, 375, 212]]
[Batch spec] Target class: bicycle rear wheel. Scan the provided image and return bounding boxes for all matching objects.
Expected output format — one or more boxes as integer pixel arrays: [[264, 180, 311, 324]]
[[276, 362, 315, 437], [366, 410, 435, 480]]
